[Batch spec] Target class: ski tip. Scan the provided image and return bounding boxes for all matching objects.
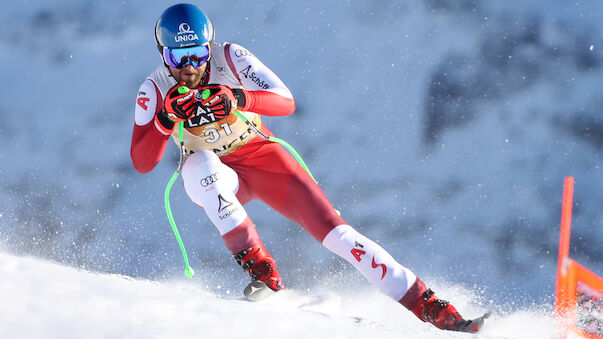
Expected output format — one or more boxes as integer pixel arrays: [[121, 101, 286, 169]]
[[244, 281, 277, 302], [472, 311, 492, 332], [456, 311, 492, 333]]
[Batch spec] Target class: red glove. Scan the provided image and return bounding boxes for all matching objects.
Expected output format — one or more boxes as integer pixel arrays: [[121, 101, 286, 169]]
[[198, 84, 238, 120], [164, 82, 198, 122]]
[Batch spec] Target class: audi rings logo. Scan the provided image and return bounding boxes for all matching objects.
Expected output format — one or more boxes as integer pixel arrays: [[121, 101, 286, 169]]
[[200, 173, 219, 187], [178, 23, 194, 34], [234, 49, 253, 57]]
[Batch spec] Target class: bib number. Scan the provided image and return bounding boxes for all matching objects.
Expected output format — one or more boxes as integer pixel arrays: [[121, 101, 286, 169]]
[[204, 123, 233, 143]]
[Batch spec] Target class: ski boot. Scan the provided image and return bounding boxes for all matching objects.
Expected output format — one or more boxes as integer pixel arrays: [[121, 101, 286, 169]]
[[400, 278, 490, 333], [233, 245, 284, 292]]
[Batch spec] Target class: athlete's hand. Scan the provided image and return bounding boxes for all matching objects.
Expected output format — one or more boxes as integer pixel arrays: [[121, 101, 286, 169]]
[[164, 82, 198, 122], [198, 84, 238, 120]]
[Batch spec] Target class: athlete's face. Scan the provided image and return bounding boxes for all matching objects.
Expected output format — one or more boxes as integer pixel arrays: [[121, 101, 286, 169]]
[[169, 62, 208, 88]]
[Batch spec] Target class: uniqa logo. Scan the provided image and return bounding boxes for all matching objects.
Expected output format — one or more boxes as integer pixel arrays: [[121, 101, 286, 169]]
[[175, 22, 198, 43], [178, 23, 194, 34]]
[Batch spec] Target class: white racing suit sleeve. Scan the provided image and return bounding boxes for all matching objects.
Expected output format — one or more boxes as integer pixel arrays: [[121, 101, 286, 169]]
[[226, 43, 293, 98], [134, 79, 159, 126]]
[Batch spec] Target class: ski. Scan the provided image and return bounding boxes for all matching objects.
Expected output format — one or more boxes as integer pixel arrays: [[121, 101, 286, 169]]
[[458, 311, 492, 332], [244, 280, 277, 302]]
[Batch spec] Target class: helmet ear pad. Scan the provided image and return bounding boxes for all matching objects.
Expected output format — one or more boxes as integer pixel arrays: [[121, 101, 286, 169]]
[[155, 37, 169, 68], [154, 21, 167, 66], [156, 42, 168, 68]]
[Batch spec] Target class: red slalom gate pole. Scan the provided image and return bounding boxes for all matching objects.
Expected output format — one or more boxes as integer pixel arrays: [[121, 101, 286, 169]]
[[555, 176, 574, 316]]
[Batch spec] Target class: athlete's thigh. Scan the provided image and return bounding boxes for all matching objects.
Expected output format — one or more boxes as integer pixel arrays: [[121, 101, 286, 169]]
[[181, 150, 246, 235], [232, 143, 344, 241]]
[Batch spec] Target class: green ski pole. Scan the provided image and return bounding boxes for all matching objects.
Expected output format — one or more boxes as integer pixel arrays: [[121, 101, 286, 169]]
[[164, 85, 195, 279]]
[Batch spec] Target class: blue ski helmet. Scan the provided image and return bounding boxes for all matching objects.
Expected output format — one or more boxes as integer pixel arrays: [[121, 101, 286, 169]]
[[155, 3, 214, 50]]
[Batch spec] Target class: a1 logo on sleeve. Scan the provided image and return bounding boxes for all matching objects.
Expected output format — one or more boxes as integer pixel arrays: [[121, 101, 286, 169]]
[[137, 91, 150, 110], [351, 241, 366, 262]]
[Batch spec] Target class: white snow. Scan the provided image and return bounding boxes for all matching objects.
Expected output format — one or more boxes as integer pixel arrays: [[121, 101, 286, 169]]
[[0, 251, 554, 339]]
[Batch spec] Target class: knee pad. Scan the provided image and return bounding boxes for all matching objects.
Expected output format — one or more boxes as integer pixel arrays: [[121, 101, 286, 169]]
[[181, 150, 247, 235], [322, 225, 416, 301]]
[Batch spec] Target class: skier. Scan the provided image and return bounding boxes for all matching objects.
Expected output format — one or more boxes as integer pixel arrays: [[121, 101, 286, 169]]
[[131, 3, 488, 333]]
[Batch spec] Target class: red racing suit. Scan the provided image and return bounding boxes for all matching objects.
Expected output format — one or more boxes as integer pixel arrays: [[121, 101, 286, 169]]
[[131, 41, 417, 303]]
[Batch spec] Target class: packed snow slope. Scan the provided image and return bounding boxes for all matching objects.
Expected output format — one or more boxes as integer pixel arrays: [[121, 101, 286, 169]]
[[0, 252, 554, 339], [0, 0, 602, 335]]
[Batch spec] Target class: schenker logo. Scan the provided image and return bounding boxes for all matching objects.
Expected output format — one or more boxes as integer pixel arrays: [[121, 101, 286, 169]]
[[217, 194, 240, 220], [175, 22, 199, 43], [217, 194, 233, 213]]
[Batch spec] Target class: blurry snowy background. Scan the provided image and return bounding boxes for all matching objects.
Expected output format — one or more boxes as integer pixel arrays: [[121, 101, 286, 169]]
[[1, 0, 602, 327]]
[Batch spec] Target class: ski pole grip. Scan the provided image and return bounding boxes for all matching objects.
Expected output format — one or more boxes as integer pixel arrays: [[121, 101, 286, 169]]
[[178, 85, 191, 94], [201, 89, 211, 100]]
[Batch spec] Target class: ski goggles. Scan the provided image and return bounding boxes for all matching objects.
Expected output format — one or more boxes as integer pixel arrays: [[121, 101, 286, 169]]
[[162, 44, 211, 69]]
